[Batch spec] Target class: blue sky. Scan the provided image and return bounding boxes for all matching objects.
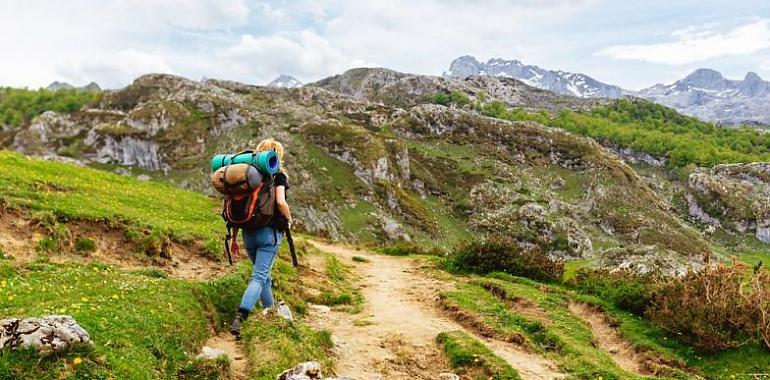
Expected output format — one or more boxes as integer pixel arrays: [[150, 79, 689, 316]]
[[1, 0, 769, 89]]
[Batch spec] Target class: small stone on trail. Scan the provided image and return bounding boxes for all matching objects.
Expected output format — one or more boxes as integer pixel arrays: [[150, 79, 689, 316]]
[[438, 373, 460, 380], [196, 346, 227, 360], [608, 346, 619, 354], [0, 315, 93, 355], [277, 301, 294, 321], [277, 361, 354, 380]]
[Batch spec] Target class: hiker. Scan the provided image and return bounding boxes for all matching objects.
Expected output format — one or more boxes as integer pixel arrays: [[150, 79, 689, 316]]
[[228, 138, 292, 337]]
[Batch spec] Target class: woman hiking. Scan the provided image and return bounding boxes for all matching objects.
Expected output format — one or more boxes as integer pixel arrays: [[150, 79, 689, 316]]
[[229, 138, 292, 338]]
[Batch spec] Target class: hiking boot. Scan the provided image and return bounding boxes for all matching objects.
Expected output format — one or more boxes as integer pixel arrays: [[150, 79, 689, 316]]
[[229, 308, 250, 339]]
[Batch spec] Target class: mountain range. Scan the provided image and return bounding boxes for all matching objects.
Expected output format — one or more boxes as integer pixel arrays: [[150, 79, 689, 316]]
[[445, 55, 770, 125], [45, 81, 101, 92]]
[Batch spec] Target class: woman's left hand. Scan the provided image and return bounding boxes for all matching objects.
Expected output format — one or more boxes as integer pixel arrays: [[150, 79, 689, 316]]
[[231, 239, 241, 260]]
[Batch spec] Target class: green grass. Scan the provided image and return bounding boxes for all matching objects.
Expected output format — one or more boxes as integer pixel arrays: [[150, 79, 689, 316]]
[[0, 150, 221, 245], [0, 239, 335, 379], [302, 247, 362, 311], [0, 261, 221, 379], [436, 330, 522, 380], [440, 273, 692, 379], [562, 259, 590, 282], [339, 201, 378, 242], [241, 316, 334, 380]]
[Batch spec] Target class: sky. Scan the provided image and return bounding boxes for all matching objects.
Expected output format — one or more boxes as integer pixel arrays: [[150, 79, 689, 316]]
[[1, 0, 769, 90]]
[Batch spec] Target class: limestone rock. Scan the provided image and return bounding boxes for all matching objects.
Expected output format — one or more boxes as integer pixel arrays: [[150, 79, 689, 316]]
[[196, 346, 227, 360], [276, 361, 353, 380], [686, 163, 770, 243], [277, 361, 323, 380], [0, 315, 93, 355]]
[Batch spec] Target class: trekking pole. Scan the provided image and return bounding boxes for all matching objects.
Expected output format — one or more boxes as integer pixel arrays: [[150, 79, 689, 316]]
[[224, 232, 233, 266], [285, 228, 298, 267]]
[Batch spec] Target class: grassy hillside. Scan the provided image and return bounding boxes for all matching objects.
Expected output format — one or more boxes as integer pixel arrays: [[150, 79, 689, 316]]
[[0, 151, 343, 379], [0, 150, 222, 253], [465, 97, 770, 170]]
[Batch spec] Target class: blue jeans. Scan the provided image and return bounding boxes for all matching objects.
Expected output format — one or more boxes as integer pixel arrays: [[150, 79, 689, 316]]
[[238, 226, 282, 312]]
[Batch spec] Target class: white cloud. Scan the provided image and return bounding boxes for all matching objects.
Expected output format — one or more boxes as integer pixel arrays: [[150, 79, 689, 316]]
[[115, 0, 250, 30], [218, 30, 372, 82], [58, 50, 175, 88], [596, 19, 770, 65]]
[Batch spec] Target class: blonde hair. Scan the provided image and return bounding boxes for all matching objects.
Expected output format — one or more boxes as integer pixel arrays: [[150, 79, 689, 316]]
[[256, 138, 285, 172]]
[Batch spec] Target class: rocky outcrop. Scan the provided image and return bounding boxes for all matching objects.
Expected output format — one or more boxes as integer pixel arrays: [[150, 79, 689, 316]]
[[597, 246, 704, 276], [3, 70, 711, 264], [0, 315, 93, 355], [686, 163, 770, 242], [310, 67, 603, 112]]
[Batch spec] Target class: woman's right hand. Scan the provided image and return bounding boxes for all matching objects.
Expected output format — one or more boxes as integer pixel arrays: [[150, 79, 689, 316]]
[[231, 239, 241, 260]]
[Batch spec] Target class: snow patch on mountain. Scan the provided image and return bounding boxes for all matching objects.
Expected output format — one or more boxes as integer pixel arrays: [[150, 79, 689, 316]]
[[444, 56, 623, 99], [267, 75, 303, 88]]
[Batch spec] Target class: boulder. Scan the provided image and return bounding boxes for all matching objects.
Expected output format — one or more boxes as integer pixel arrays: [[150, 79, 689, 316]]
[[0, 315, 93, 355]]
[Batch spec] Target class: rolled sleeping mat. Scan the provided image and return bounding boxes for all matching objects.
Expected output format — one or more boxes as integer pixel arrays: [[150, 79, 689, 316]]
[[210, 163, 263, 195], [211, 150, 280, 175]]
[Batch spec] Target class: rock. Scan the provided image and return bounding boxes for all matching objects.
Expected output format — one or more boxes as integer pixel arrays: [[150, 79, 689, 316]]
[[276, 361, 353, 380], [686, 163, 770, 243], [196, 346, 227, 360], [277, 361, 323, 380], [438, 373, 460, 380], [276, 301, 294, 322], [0, 315, 93, 355], [608, 347, 620, 354]]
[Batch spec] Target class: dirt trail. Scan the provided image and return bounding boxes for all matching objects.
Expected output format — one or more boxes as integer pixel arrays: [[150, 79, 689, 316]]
[[306, 240, 564, 380], [201, 333, 249, 379], [568, 302, 649, 376]]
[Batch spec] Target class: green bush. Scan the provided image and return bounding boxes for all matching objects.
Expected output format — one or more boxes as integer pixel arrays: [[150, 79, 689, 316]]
[[75, 237, 97, 253], [380, 242, 445, 256], [447, 238, 563, 282], [135, 229, 172, 258], [479, 97, 770, 169], [570, 268, 657, 315], [0, 87, 100, 128]]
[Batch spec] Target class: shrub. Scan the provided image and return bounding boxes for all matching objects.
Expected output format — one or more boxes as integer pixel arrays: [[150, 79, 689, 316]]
[[447, 238, 563, 282], [135, 229, 172, 259], [35, 238, 57, 254], [571, 269, 657, 315], [380, 242, 445, 257], [74, 237, 97, 253], [747, 267, 770, 349], [645, 263, 764, 352]]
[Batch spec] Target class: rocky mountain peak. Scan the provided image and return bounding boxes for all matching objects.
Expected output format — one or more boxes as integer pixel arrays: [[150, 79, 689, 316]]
[[444, 55, 483, 77], [639, 68, 770, 125], [682, 68, 726, 89], [267, 74, 303, 88], [445, 55, 623, 99], [46, 81, 101, 92], [744, 71, 762, 82]]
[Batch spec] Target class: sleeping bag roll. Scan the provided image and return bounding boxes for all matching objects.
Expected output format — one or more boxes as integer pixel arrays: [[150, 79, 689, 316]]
[[210, 163, 263, 195], [211, 150, 279, 175]]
